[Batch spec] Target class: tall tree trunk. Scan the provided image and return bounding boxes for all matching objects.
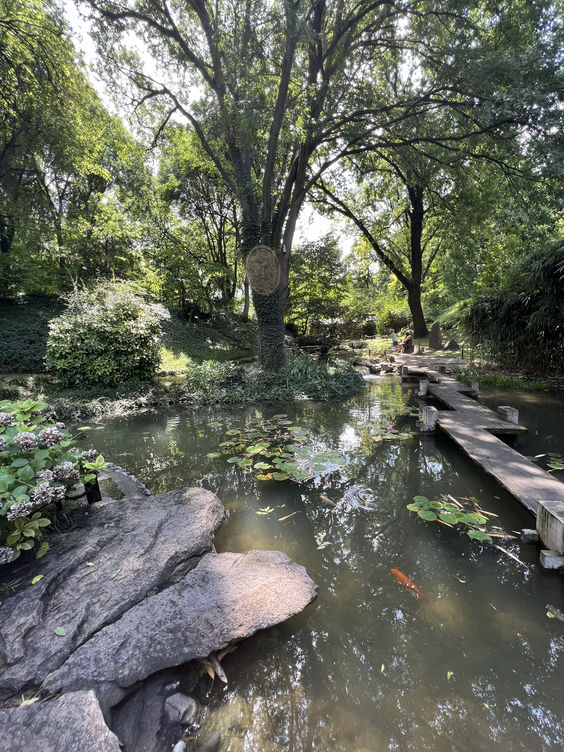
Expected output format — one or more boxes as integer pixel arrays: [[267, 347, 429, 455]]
[[408, 185, 428, 338], [407, 282, 428, 339], [242, 278, 250, 321]]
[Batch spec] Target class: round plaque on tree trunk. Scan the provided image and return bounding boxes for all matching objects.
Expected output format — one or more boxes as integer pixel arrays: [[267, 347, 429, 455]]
[[245, 245, 280, 296]]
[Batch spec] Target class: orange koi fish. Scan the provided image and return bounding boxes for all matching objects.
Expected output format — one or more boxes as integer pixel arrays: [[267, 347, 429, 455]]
[[391, 568, 423, 601]]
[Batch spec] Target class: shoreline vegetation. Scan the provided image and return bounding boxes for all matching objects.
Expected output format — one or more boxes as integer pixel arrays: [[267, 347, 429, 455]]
[[1, 296, 561, 424]]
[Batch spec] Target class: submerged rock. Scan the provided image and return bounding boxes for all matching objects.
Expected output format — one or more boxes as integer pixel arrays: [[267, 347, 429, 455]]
[[0, 690, 121, 752]]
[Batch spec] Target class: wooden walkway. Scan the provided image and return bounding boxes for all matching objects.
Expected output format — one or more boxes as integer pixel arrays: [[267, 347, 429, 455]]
[[401, 361, 564, 517]]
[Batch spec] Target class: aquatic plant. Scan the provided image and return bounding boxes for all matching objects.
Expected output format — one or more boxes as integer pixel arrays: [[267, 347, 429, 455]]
[[218, 413, 345, 483], [406, 494, 512, 542]]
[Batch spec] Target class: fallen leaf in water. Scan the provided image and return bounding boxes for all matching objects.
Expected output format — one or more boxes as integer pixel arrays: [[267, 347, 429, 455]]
[[456, 576, 466, 583], [278, 512, 300, 522], [31, 575, 43, 585], [447, 671, 454, 680], [381, 664, 385, 673]]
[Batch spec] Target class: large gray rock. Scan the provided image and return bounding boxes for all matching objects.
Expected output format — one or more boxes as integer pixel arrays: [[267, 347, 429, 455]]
[[428, 321, 442, 350], [46, 550, 318, 710], [0, 690, 120, 752], [0, 488, 225, 700]]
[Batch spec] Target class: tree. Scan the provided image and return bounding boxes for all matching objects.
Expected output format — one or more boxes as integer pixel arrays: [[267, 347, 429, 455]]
[[286, 234, 346, 334], [0, 0, 151, 295], [311, 0, 563, 335], [154, 126, 243, 316], [81, 0, 507, 367]]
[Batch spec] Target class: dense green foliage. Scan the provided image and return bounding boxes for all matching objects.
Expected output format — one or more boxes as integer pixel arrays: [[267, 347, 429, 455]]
[[0, 296, 63, 372], [46, 283, 163, 386], [459, 241, 564, 375], [0, 398, 105, 563]]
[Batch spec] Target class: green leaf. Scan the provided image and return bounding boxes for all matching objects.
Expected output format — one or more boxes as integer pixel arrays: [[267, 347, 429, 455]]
[[272, 473, 290, 481], [467, 530, 492, 541], [54, 627, 67, 637], [31, 575, 44, 585], [11, 458, 29, 468], [412, 495, 429, 504], [418, 510, 437, 521], [18, 540, 34, 550], [36, 542, 49, 558], [439, 513, 460, 525], [17, 465, 35, 482]]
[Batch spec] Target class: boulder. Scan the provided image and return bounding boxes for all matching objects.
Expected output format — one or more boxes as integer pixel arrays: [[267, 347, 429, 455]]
[[443, 339, 459, 351], [0, 488, 225, 701], [45, 550, 318, 711], [0, 690, 120, 752], [428, 321, 442, 350]]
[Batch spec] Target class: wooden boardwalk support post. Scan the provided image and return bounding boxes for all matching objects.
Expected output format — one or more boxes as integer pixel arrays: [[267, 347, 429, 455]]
[[417, 379, 429, 396], [401, 365, 409, 376], [498, 405, 519, 424], [468, 380, 479, 395], [437, 365, 447, 374], [536, 499, 564, 560], [421, 406, 438, 431]]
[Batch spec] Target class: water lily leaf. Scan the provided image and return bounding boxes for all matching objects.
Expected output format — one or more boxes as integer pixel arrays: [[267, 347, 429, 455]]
[[467, 530, 492, 541], [256, 473, 273, 481], [254, 462, 272, 470], [272, 473, 290, 481], [439, 513, 460, 525], [418, 510, 437, 521], [225, 429, 241, 435], [206, 452, 222, 459], [219, 441, 235, 447], [413, 495, 429, 504], [227, 457, 240, 463]]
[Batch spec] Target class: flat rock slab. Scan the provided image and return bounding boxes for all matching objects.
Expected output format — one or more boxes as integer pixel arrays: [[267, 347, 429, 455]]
[[0, 488, 225, 700], [46, 550, 318, 709], [0, 690, 121, 752]]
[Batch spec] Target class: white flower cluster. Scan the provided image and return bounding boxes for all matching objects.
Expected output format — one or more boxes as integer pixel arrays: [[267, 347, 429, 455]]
[[32, 483, 65, 507], [6, 499, 35, 521], [0, 546, 14, 565], [14, 432, 39, 451], [52, 462, 79, 482], [0, 412, 14, 427], [38, 427, 64, 447], [0, 437, 7, 452]]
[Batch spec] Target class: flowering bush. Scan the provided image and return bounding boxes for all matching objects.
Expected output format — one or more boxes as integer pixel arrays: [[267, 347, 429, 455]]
[[0, 399, 105, 564], [46, 281, 163, 387]]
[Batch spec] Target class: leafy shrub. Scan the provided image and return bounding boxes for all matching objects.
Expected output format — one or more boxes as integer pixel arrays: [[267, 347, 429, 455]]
[[0, 399, 105, 564], [47, 282, 163, 387], [362, 321, 377, 336], [376, 306, 412, 334], [459, 240, 564, 375]]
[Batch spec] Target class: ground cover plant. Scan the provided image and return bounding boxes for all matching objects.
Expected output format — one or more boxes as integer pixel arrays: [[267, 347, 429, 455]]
[[0, 399, 105, 563]]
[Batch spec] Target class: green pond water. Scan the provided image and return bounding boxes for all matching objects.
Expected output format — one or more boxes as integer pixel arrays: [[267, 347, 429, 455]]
[[87, 378, 564, 752]]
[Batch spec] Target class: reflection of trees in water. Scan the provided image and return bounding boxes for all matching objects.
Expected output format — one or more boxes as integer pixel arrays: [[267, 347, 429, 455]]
[[92, 385, 563, 752]]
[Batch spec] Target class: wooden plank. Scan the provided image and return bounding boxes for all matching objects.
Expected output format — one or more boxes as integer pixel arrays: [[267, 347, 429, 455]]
[[427, 383, 527, 434], [438, 417, 564, 515]]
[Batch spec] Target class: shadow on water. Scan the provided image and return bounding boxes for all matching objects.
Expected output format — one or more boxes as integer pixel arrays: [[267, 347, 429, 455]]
[[89, 378, 564, 752]]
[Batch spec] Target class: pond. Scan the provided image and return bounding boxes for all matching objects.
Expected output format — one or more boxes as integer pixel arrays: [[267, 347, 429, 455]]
[[87, 377, 564, 752]]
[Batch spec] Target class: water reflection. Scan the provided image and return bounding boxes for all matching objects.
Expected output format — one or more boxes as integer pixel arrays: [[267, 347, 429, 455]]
[[88, 379, 564, 752]]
